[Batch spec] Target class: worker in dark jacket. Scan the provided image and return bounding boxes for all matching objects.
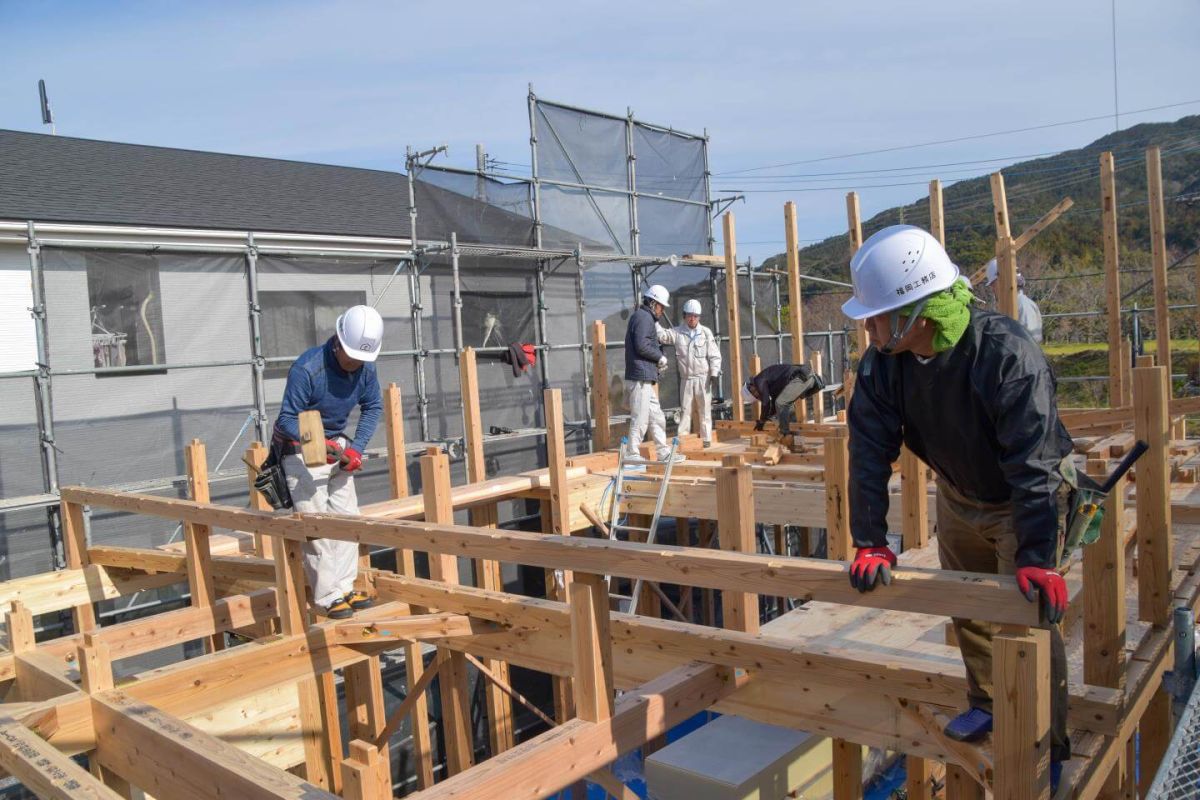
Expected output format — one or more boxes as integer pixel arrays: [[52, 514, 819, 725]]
[[742, 363, 824, 434], [841, 225, 1073, 789], [623, 284, 683, 463]]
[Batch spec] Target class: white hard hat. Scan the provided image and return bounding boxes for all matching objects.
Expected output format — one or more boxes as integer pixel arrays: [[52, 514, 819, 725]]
[[643, 284, 670, 308], [336, 305, 384, 362], [985, 258, 998, 286], [841, 225, 960, 321], [741, 382, 755, 404], [682, 299, 702, 315]]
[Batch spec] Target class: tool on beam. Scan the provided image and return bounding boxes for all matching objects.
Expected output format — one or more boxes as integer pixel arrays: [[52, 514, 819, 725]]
[[1063, 439, 1148, 556]]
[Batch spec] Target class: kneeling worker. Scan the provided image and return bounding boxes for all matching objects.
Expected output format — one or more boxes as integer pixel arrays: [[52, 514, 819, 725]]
[[273, 304, 384, 619], [742, 363, 825, 435], [842, 225, 1071, 789], [657, 299, 722, 447]]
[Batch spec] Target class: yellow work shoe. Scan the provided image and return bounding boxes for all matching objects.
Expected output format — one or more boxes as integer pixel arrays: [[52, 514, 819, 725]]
[[344, 591, 374, 611], [322, 598, 353, 620]]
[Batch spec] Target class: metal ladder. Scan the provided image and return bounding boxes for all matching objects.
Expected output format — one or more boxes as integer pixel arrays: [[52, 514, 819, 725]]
[[605, 435, 680, 614]]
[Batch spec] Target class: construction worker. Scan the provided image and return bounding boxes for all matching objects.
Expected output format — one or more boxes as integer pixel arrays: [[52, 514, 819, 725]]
[[273, 305, 383, 620], [985, 259, 1044, 343], [656, 299, 722, 447], [842, 226, 1072, 789], [623, 284, 684, 463], [742, 363, 824, 435]]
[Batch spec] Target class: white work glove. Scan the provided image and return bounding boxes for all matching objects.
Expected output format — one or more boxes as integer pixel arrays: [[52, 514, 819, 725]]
[[657, 356, 669, 373]]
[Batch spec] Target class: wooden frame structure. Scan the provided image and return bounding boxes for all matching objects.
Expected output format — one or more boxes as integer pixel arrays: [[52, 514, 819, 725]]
[[0, 148, 1194, 800]]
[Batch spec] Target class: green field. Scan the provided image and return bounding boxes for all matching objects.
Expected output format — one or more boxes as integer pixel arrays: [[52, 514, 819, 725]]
[[1042, 339, 1200, 356]]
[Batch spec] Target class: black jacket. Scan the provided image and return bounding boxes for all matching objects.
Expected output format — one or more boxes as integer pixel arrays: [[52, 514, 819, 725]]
[[624, 304, 664, 383], [750, 363, 822, 427], [847, 307, 1072, 568]]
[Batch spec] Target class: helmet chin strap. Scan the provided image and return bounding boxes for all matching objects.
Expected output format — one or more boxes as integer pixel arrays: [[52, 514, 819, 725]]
[[880, 297, 930, 355]]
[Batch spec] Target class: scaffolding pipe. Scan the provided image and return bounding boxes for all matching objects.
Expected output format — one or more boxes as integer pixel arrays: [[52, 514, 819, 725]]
[[747, 259, 759, 358], [702, 130, 716, 255], [527, 88, 544, 249], [774, 273, 785, 363], [535, 261, 551, 391], [244, 233, 270, 442], [626, 108, 641, 257], [405, 147, 431, 441], [576, 267, 594, 453], [450, 232, 464, 357], [708, 268, 724, 401], [26, 222, 64, 569]]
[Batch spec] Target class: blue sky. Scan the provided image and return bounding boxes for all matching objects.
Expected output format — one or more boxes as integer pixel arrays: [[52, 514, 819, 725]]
[[1, 0, 1198, 264]]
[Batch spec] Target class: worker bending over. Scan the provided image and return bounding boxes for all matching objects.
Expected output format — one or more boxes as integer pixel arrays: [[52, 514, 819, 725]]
[[742, 363, 824, 435], [656, 299, 722, 447], [843, 226, 1071, 789], [273, 305, 383, 620], [623, 284, 685, 463], [985, 258, 1043, 343]]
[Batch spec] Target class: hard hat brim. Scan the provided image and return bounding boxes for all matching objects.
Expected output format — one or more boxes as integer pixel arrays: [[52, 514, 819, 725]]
[[841, 264, 960, 321], [335, 329, 382, 362]]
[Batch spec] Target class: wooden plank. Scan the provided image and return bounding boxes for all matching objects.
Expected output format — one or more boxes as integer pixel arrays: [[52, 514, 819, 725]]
[[298, 409, 326, 467], [245, 442, 275, 560], [993, 629, 1050, 799], [0, 716, 123, 800], [716, 455, 759, 634], [825, 429, 852, 561], [1083, 462, 1126, 689], [570, 575, 614, 723], [59, 500, 97, 633], [183, 439, 223, 653], [1133, 365, 1173, 627], [900, 446, 928, 551], [723, 212, 744, 421], [1146, 146, 1173, 384], [92, 690, 337, 800], [591, 321, 612, 450], [832, 737, 862, 800], [846, 192, 869, 357], [929, 180, 945, 246]]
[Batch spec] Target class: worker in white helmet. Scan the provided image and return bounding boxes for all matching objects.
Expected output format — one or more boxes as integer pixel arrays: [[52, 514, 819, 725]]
[[984, 259, 1044, 343], [623, 284, 685, 463], [656, 299, 721, 447], [272, 305, 384, 619], [841, 226, 1072, 791]]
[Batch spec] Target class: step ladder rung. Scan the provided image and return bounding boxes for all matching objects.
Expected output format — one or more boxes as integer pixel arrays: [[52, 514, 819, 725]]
[[613, 525, 652, 533], [620, 492, 661, 499]]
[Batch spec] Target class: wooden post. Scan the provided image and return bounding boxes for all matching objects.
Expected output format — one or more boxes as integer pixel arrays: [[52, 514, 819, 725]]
[[723, 212, 744, 422], [1147, 146, 1173, 386], [905, 756, 932, 800], [810, 350, 825, 422], [1120, 339, 1133, 407], [544, 388, 572, 537], [748, 354, 762, 422], [1133, 365, 1172, 627], [59, 499, 97, 634], [990, 171, 1012, 240], [1140, 692, 1173, 796], [384, 383, 410, 499], [460, 348, 515, 755], [420, 447, 474, 776], [832, 738, 863, 800], [76, 633, 133, 798], [183, 439, 223, 652], [929, 179, 945, 246], [569, 576, 614, 723], [1100, 152, 1124, 408], [899, 446, 928, 551], [990, 173, 1019, 320], [993, 629, 1051, 799], [298, 409, 326, 466], [1083, 461, 1126, 689], [945, 765, 984, 800], [344, 657, 392, 789], [784, 201, 808, 421], [341, 740, 390, 800], [6, 600, 33, 654], [824, 429, 851, 561], [244, 441, 274, 559], [846, 192, 869, 357], [591, 321, 612, 450], [716, 455, 759, 634]]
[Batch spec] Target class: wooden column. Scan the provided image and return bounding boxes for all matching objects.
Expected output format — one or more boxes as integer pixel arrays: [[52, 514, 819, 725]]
[[77, 633, 133, 798], [1100, 152, 1125, 408], [460, 347, 515, 755], [344, 657, 392, 789], [591, 321, 612, 450], [341, 740, 390, 800], [929, 179, 945, 246], [544, 387, 577, 724], [832, 738, 863, 800], [183, 439, 223, 652], [716, 454, 758, 634], [569, 576, 614, 723], [846, 192, 869, 356], [990, 173, 1019, 320], [384, 382, 434, 788], [993, 629, 1051, 799], [905, 756, 932, 800], [244, 441, 274, 559], [723, 212, 744, 421], [748, 353, 762, 422], [945, 765, 985, 800], [810, 350, 825, 422], [784, 201, 808, 421], [824, 429, 851, 561], [420, 447, 474, 776], [1133, 365, 1173, 627], [1140, 692, 1173, 796], [899, 446, 928, 551], [1147, 146, 1173, 385], [59, 499, 97, 634], [1083, 460, 1126, 689]]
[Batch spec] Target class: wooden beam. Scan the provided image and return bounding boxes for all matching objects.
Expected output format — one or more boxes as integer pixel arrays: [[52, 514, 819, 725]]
[[990, 172, 1012, 239], [824, 428, 851, 561], [900, 447, 928, 551], [992, 629, 1050, 799], [1100, 151, 1125, 409], [723, 212, 744, 421], [374, 654, 441, 750], [245, 442, 275, 559], [298, 409, 326, 467], [1134, 365, 1173, 627], [784, 201, 806, 366], [929, 180, 945, 247], [1083, 461, 1126, 689], [183, 439, 223, 652], [1147, 146, 1173, 385], [591, 321, 612, 450], [846, 192, 869, 356], [92, 690, 338, 800], [1012, 197, 1074, 251], [570, 576, 614, 723], [59, 500, 97, 633], [0, 716, 123, 800], [716, 455, 759, 634]]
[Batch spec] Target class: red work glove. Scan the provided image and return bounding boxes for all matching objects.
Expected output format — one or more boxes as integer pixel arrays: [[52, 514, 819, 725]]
[[340, 448, 363, 473], [325, 439, 344, 465], [848, 546, 897, 593], [1015, 566, 1068, 624]]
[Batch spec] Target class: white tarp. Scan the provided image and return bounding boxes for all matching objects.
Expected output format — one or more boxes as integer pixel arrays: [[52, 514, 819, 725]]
[[0, 268, 37, 374]]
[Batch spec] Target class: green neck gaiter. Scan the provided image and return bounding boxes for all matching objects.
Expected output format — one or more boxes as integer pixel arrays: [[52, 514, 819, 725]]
[[900, 278, 975, 353]]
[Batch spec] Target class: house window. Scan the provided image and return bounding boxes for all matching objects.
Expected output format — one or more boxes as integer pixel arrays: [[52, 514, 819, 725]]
[[260, 291, 367, 378], [85, 253, 167, 369]]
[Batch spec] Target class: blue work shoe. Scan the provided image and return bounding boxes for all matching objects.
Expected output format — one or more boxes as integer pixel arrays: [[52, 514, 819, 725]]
[[1051, 759, 1063, 794], [943, 707, 993, 742]]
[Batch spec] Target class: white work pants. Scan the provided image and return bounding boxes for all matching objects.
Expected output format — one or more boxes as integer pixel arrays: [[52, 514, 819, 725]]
[[283, 450, 360, 608], [624, 380, 670, 460], [677, 376, 713, 443]]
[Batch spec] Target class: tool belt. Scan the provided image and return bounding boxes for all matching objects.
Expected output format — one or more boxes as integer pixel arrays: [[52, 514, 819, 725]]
[[253, 439, 293, 511]]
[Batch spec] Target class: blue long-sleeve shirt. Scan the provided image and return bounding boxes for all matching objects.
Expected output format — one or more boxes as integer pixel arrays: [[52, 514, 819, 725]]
[[273, 337, 383, 453]]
